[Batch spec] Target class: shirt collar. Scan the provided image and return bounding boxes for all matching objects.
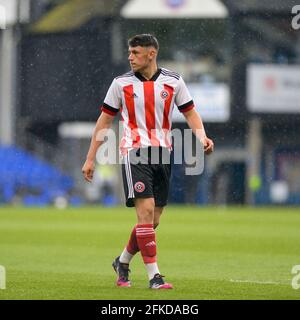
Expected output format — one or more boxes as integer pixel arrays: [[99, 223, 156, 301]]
[[134, 68, 161, 82]]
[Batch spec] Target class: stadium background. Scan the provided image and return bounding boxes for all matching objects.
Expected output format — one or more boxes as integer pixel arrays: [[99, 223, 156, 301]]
[[0, 0, 300, 300]]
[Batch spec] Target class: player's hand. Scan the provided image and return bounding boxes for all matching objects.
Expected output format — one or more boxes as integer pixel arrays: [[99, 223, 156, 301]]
[[82, 159, 95, 182], [203, 137, 214, 155]]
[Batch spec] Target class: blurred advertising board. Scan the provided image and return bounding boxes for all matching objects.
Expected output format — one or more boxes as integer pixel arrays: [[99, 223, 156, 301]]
[[247, 64, 300, 113]]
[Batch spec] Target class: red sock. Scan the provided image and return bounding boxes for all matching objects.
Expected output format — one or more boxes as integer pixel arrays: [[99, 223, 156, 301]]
[[136, 224, 157, 264], [126, 225, 139, 255]]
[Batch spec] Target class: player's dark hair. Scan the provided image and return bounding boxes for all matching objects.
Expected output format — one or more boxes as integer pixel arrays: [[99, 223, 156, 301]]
[[128, 34, 159, 50]]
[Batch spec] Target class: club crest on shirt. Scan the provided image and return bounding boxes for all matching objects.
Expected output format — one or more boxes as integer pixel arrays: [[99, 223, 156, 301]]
[[134, 181, 145, 193], [160, 90, 169, 100]]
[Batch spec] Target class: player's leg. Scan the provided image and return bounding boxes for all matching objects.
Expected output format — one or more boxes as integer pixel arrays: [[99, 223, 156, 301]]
[[117, 206, 163, 265], [118, 157, 154, 263], [134, 197, 156, 278], [134, 198, 172, 289], [112, 157, 139, 287], [145, 153, 172, 289], [116, 206, 163, 278], [113, 152, 153, 287], [114, 198, 158, 287]]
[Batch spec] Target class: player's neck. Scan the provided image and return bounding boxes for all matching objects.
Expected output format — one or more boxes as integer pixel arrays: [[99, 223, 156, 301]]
[[139, 63, 158, 80]]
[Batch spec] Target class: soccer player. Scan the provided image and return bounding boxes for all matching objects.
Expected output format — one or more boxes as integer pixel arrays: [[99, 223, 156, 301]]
[[82, 34, 214, 289]]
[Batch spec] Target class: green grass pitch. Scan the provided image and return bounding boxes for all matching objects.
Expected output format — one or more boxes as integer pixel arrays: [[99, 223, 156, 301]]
[[0, 206, 300, 300]]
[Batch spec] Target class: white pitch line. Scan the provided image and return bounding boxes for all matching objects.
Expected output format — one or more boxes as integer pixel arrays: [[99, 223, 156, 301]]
[[229, 279, 288, 285]]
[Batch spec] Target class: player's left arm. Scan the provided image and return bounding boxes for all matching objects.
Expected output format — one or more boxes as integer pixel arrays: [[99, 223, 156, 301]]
[[183, 108, 214, 155]]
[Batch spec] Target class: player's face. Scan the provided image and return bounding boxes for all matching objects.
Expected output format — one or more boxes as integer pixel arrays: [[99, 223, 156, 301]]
[[128, 46, 156, 72]]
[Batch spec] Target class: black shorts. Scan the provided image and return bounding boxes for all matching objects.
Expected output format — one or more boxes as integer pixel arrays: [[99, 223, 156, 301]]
[[121, 147, 171, 208]]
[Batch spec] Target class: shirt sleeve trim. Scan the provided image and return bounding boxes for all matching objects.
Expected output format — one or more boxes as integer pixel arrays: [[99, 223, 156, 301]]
[[178, 100, 194, 112], [101, 103, 119, 116]]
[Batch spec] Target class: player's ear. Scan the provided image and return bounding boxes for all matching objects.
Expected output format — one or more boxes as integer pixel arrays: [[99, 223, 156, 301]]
[[148, 48, 157, 60]]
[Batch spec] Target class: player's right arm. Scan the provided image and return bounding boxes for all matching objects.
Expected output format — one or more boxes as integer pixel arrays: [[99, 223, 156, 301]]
[[82, 78, 121, 182], [82, 112, 115, 182]]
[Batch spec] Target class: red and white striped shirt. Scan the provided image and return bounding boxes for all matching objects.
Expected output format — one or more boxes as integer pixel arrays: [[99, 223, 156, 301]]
[[101, 68, 194, 154]]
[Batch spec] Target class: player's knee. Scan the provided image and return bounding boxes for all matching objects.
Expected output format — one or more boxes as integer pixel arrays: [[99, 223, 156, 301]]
[[143, 207, 154, 221], [137, 203, 155, 224]]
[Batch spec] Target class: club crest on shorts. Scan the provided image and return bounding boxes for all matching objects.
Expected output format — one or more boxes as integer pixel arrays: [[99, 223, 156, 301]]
[[134, 181, 145, 193], [160, 90, 169, 100]]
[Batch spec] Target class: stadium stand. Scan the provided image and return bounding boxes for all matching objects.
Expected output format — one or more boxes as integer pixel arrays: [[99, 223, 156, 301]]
[[0, 145, 76, 206]]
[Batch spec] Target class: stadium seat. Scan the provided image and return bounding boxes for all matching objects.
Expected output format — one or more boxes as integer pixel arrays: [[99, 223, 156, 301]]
[[0, 145, 76, 206]]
